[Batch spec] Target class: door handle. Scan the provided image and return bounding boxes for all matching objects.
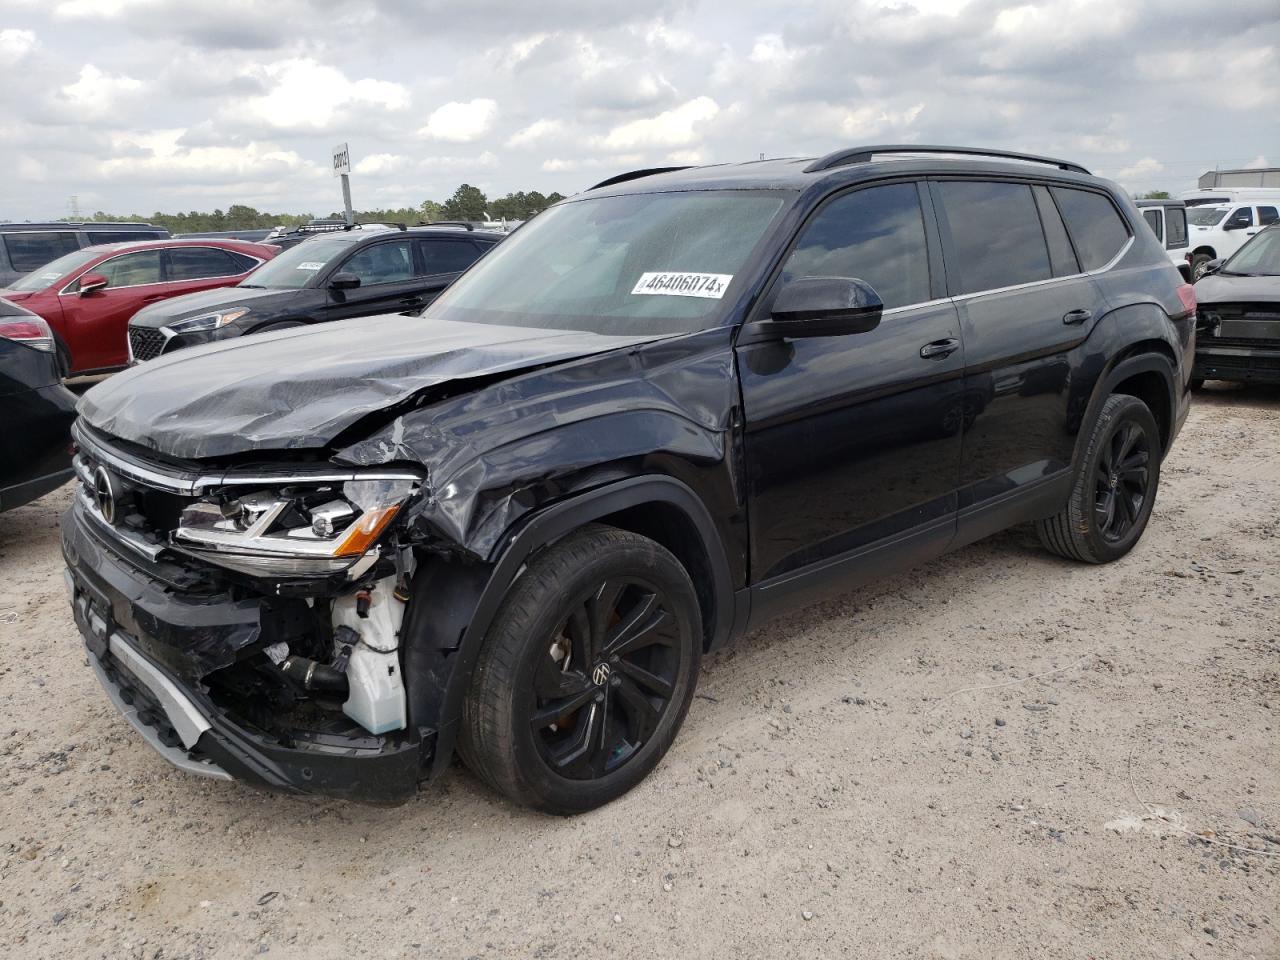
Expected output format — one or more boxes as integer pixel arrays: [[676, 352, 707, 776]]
[[1062, 308, 1092, 325], [141, 294, 167, 303], [919, 338, 960, 360]]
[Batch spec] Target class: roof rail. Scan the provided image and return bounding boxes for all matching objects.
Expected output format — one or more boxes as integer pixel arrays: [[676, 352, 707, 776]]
[[804, 145, 1090, 175], [415, 220, 475, 231], [589, 166, 690, 191]]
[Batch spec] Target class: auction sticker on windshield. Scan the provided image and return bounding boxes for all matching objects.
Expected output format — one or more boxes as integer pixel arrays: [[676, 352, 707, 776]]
[[631, 272, 732, 299], [296, 262, 325, 271]]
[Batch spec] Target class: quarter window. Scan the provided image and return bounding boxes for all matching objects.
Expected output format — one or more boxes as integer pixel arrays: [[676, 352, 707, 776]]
[[340, 240, 414, 284], [1051, 187, 1131, 271], [1142, 209, 1163, 242], [1033, 186, 1080, 276], [96, 250, 163, 288], [781, 182, 931, 310], [166, 246, 245, 281], [4, 232, 82, 273], [937, 181, 1051, 294], [1166, 208, 1188, 247]]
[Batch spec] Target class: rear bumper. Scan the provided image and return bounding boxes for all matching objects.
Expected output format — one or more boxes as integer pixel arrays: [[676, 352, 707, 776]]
[[62, 500, 426, 804]]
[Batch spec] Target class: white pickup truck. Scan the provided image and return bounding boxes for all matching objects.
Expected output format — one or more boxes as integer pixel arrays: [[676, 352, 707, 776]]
[[1180, 189, 1280, 279], [1135, 199, 1190, 280]]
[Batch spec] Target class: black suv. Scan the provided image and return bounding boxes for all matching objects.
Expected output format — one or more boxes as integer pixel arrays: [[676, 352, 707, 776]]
[[125, 225, 501, 362], [63, 145, 1194, 812]]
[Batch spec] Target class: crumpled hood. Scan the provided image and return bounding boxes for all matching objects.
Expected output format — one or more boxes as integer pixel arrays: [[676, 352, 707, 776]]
[[128, 285, 299, 328], [1195, 273, 1280, 305], [78, 314, 661, 459]]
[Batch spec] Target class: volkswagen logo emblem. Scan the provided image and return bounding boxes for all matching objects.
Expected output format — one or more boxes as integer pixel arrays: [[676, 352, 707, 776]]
[[92, 466, 123, 525], [592, 662, 612, 686]]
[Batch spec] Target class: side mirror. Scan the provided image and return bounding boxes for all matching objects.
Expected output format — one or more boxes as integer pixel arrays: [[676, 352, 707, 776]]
[[1202, 259, 1224, 276], [329, 272, 361, 291], [746, 277, 884, 341], [78, 273, 108, 296], [1223, 218, 1249, 231]]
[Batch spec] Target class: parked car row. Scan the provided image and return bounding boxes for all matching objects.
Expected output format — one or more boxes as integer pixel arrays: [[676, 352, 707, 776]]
[[0, 221, 168, 288]]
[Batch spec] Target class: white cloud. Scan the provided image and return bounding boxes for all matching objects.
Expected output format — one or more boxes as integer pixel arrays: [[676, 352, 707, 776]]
[[1113, 156, 1164, 183], [541, 154, 643, 173], [353, 153, 404, 175], [598, 96, 719, 150], [419, 98, 498, 142], [99, 128, 313, 183], [1243, 154, 1271, 169], [506, 118, 564, 148], [59, 64, 143, 110], [243, 59, 409, 131], [0, 29, 38, 63]]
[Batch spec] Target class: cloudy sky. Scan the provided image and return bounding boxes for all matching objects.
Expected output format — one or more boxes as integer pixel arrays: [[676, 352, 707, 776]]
[[1, 0, 1277, 220]]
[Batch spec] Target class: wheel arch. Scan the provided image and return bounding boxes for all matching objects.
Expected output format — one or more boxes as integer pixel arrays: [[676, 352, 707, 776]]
[[407, 475, 736, 779], [1089, 347, 1178, 456], [1190, 244, 1217, 259]]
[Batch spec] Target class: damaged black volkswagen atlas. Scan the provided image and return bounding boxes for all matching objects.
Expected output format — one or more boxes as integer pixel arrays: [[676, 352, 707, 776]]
[[63, 146, 1195, 812]]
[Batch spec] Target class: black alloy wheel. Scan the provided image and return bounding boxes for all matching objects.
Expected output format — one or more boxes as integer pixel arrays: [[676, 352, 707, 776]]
[[531, 578, 681, 779], [1092, 418, 1151, 544], [460, 524, 701, 813]]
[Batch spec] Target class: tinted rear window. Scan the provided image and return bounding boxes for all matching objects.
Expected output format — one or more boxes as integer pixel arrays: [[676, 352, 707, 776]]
[[167, 246, 244, 280], [1142, 209, 1163, 242], [85, 230, 166, 245], [3, 232, 82, 273], [1166, 208, 1188, 247], [417, 238, 485, 275], [938, 181, 1051, 294], [1051, 188, 1130, 271]]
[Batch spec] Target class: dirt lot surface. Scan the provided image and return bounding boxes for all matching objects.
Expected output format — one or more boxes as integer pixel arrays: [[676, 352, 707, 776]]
[[1, 385, 1277, 960]]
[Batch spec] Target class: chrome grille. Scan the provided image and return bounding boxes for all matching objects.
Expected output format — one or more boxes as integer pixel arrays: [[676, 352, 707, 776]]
[[128, 327, 166, 362]]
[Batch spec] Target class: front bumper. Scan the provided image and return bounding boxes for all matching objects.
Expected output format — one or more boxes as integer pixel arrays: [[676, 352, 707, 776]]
[[1193, 342, 1280, 384], [62, 499, 426, 804]]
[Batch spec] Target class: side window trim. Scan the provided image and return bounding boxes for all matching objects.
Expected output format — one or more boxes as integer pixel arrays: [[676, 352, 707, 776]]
[[745, 177, 944, 324]]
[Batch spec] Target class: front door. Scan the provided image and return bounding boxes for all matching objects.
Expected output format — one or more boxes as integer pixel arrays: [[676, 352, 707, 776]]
[[60, 249, 165, 372], [322, 238, 425, 321], [738, 181, 964, 593]]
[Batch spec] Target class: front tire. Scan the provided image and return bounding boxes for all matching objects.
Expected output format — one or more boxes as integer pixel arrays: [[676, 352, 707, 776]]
[[1190, 253, 1214, 280], [1036, 394, 1161, 564], [460, 524, 702, 814]]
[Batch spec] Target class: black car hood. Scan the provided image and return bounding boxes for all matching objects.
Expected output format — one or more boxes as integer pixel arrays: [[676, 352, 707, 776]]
[[1195, 273, 1280, 304], [79, 315, 661, 459], [128, 286, 302, 328]]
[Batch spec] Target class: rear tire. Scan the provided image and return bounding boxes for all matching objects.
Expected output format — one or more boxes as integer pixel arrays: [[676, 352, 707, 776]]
[[1036, 394, 1161, 564], [459, 524, 702, 814], [1190, 253, 1213, 280]]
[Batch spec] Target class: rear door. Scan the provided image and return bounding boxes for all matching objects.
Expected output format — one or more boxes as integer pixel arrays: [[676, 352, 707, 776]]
[[931, 179, 1118, 523], [163, 246, 261, 298], [410, 237, 489, 310], [738, 180, 964, 590], [320, 238, 423, 321]]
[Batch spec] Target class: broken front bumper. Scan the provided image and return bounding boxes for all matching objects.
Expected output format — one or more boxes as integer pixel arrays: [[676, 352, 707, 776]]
[[62, 498, 426, 804]]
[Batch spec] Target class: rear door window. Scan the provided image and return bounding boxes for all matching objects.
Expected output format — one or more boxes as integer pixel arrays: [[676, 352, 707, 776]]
[[1033, 186, 1080, 276], [781, 181, 932, 310], [1166, 208, 1188, 248], [416, 238, 485, 275], [1050, 187, 1131, 271], [937, 181, 1051, 294], [3, 232, 82, 273], [1258, 206, 1279, 226], [166, 246, 243, 280]]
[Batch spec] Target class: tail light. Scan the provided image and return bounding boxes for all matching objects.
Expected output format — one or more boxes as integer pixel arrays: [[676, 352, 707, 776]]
[[0, 315, 56, 353], [1174, 283, 1196, 319]]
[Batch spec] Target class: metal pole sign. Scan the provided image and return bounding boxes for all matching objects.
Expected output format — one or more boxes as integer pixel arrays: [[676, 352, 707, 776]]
[[332, 142, 354, 226]]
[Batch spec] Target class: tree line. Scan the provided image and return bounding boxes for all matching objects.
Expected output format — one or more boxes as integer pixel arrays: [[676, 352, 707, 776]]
[[71, 184, 566, 233]]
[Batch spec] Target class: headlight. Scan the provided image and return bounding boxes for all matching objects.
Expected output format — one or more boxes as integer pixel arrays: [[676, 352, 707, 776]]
[[174, 478, 418, 577], [165, 308, 251, 335]]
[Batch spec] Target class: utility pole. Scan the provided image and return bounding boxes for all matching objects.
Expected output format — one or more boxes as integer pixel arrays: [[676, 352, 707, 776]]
[[332, 143, 354, 225]]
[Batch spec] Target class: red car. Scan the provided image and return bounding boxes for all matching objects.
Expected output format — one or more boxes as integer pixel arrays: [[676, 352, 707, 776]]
[[0, 238, 278, 375]]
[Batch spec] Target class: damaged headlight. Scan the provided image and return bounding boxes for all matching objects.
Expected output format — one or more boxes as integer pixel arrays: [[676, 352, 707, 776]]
[[174, 478, 418, 578]]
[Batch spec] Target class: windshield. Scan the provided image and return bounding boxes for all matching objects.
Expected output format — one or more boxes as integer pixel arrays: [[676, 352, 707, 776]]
[[239, 236, 354, 289], [1222, 228, 1280, 276], [4, 248, 101, 291], [1188, 207, 1228, 226], [424, 190, 789, 335]]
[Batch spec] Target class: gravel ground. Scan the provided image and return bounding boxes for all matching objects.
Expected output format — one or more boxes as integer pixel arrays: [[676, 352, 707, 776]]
[[1, 384, 1277, 960]]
